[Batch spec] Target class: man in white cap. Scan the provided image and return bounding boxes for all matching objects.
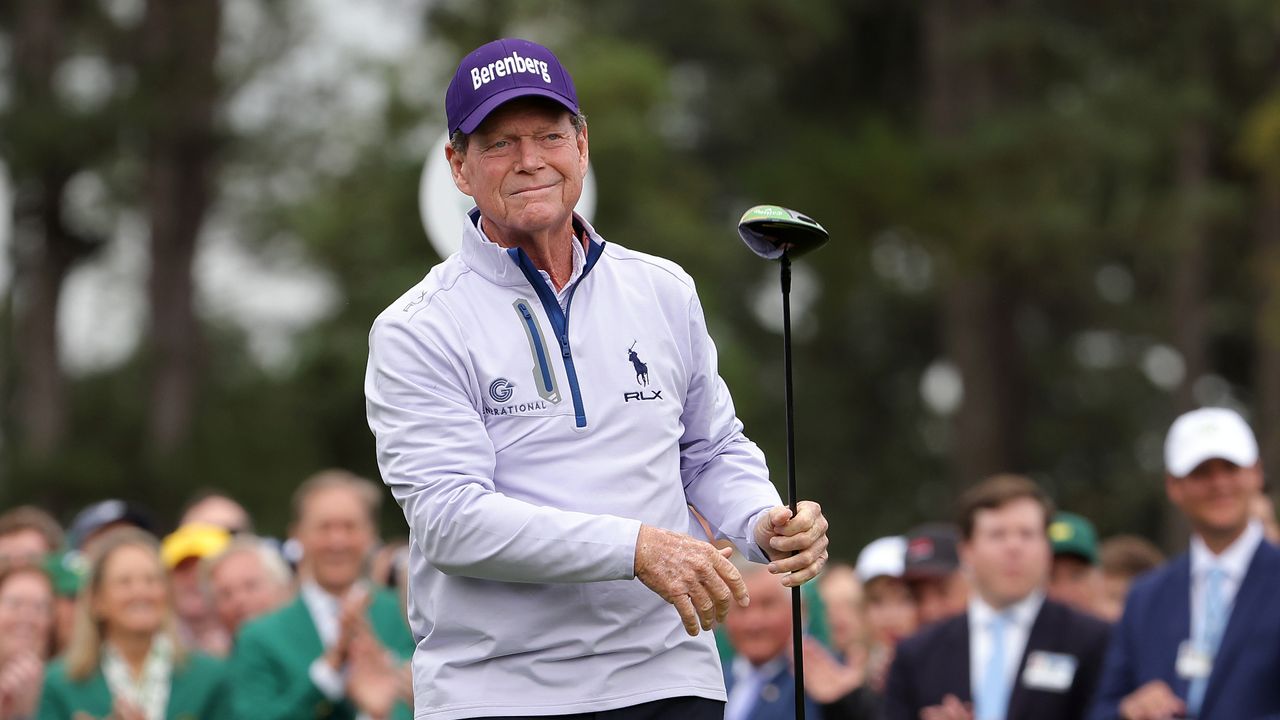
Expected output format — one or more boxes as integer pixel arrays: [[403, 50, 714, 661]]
[[1089, 407, 1280, 720]]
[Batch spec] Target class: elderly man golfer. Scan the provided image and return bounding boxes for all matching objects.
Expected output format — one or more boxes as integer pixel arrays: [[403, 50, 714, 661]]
[[365, 38, 830, 720]]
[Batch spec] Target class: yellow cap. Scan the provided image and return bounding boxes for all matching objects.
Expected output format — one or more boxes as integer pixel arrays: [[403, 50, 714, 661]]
[[161, 523, 231, 569]]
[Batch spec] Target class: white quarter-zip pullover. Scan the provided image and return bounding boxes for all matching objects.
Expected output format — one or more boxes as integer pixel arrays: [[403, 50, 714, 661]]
[[366, 211, 780, 719]]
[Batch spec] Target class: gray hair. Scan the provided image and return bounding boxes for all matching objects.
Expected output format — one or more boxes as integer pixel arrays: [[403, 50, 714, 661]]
[[450, 110, 588, 155], [200, 535, 293, 597]]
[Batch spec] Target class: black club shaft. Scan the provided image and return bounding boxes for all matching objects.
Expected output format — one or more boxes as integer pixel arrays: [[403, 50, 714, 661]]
[[780, 255, 805, 720]]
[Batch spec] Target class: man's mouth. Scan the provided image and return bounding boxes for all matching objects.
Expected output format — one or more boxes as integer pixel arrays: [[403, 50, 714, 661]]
[[511, 182, 556, 195]]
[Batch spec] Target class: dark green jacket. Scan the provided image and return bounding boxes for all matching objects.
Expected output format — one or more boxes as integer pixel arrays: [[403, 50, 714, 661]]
[[228, 589, 415, 720], [37, 652, 230, 720]]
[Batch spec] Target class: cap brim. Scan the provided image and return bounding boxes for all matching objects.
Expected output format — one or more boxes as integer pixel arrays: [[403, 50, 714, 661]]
[[903, 561, 958, 580], [455, 87, 579, 135], [1053, 546, 1098, 564], [1168, 446, 1257, 478]]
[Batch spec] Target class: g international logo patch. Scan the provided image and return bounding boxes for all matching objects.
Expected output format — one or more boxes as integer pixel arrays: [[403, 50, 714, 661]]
[[489, 378, 515, 403]]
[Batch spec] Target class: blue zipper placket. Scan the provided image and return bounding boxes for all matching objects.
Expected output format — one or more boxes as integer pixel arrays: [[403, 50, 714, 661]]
[[507, 239, 605, 428]]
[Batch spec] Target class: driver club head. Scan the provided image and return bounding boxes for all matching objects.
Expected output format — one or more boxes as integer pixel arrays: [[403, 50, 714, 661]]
[[737, 205, 829, 261]]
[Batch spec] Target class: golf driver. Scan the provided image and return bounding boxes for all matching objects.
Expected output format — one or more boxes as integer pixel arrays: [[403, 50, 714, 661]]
[[737, 204, 829, 720]]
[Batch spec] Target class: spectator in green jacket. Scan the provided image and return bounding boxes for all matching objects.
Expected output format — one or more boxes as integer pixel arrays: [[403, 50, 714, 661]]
[[228, 470, 414, 720], [37, 528, 229, 720]]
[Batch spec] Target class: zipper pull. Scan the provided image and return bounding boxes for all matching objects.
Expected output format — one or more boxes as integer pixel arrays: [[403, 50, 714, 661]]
[[559, 334, 571, 358], [518, 303, 532, 320]]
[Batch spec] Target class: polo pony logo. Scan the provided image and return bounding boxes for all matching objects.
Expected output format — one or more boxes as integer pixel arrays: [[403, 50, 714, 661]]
[[627, 341, 649, 386]]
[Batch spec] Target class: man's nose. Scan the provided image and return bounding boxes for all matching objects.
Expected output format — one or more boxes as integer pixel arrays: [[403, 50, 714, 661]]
[[515, 138, 545, 170]]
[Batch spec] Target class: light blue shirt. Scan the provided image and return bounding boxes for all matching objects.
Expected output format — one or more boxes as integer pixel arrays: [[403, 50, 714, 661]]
[[1189, 520, 1263, 644], [969, 589, 1045, 716]]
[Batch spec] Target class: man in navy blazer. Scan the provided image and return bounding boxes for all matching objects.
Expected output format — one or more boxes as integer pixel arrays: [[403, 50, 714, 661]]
[[1088, 407, 1280, 720], [884, 475, 1110, 720], [722, 558, 823, 720]]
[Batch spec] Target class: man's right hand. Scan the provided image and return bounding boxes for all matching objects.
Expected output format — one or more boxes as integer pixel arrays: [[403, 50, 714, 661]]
[[633, 525, 749, 636], [1118, 680, 1185, 720]]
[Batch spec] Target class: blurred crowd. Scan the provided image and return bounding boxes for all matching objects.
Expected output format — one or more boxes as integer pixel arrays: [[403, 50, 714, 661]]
[[1, 406, 1277, 719], [721, 406, 1280, 720], [0, 470, 413, 720]]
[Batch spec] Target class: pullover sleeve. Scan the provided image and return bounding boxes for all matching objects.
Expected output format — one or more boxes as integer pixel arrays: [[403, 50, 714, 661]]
[[366, 310, 641, 584], [677, 291, 782, 564]]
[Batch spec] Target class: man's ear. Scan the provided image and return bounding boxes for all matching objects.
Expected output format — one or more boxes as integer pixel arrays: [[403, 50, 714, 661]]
[[577, 123, 589, 176], [1246, 462, 1265, 494], [446, 143, 473, 197]]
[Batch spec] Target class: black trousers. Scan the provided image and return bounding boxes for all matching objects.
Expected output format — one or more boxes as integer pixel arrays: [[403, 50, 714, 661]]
[[470, 696, 725, 719]]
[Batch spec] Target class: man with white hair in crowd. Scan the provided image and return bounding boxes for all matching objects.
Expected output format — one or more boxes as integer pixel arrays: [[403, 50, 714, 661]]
[[723, 556, 824, 720], [203, 536, 294, 638]]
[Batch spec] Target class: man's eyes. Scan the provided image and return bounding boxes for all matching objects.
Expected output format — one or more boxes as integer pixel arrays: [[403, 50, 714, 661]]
[[485, 133, 568, 150]]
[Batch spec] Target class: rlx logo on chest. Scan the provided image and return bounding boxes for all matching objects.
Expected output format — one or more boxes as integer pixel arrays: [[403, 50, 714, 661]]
[[623, 341, 664, 402]]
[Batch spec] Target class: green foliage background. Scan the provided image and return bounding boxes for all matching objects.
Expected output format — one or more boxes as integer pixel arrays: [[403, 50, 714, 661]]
[[5, 0, 1280, 556]]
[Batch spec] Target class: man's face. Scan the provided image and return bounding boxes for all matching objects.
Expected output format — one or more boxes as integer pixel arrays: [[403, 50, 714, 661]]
[[294, 487, 375, 594], [0, 570, 54, 662], [864, 576, 917, 648], [961, 497, 1051, 609], [1048, 554, 1101, 615], [209, 549, 289, 633], [725, 569, 792, 666], [0, 529, 50, 571], [907, 572, 968, 626], [447, 98, 588, 244], [1166, 458, 1262, 539], [1096, 572, 1130, 623]]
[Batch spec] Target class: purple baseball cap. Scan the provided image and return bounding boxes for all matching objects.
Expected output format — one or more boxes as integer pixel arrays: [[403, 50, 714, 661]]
[[445, 38, 579, 136]]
